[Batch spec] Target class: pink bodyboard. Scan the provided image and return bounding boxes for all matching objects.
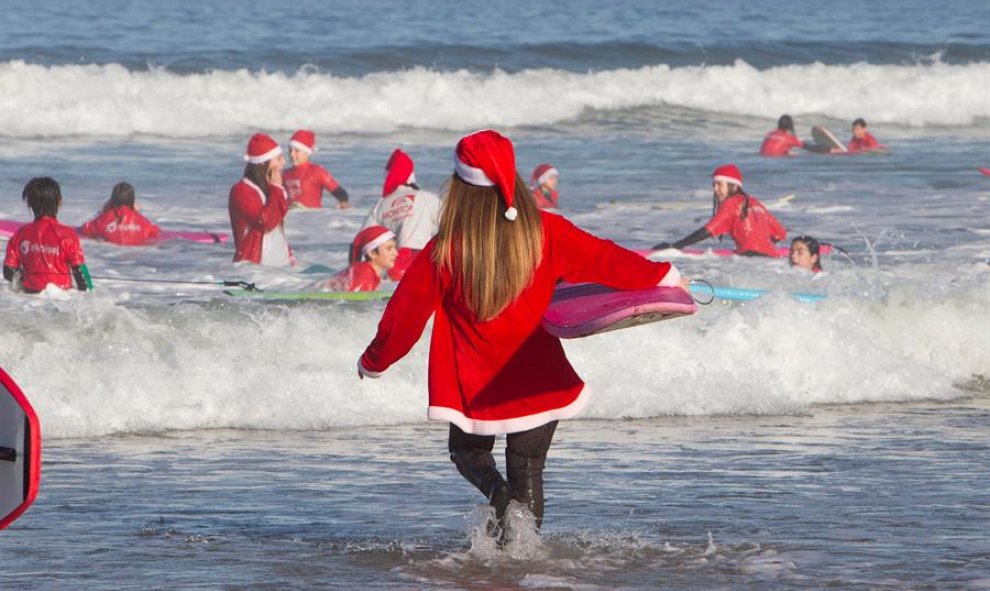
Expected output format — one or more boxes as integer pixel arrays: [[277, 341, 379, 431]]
[[0, 219, 228, 244], [542, 283, 696, 339]]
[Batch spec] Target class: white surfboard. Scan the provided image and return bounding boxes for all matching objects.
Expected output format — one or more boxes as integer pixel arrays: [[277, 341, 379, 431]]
[[0, 368, 41, 530]]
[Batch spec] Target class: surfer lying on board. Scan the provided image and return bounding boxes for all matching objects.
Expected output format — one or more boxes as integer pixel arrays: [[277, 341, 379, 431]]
[[360, 148, 441, 281], [789, 235, 823, 273], [319, 226, 397, 292], [80, 182, 161, 246], [283, 129, 351, 209], [229, 133, 294, 266], [759, 115, 805, 157], [3, 177, 91, 293], [357, 130, 688, 539], [652, 164, 787, 257], [530, 163, 560, 209]]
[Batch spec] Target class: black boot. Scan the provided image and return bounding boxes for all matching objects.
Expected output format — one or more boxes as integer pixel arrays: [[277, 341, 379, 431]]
[[450, 450, 512, 521], [506, 451, 546, 529]]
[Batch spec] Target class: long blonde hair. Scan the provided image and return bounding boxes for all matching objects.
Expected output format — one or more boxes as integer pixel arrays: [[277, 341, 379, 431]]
[[433, 174, 543, 321]]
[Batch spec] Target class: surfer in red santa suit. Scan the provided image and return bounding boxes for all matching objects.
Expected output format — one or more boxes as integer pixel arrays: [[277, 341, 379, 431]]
[[283, 129, 351, 209], [759, 115, 805, 157], [319, 226, 397, 292], [360, 148, 440, 281], [530, 163, 560, 209], [357, 130, 687, 535], [229, 133, 293, 265], [652, 164, 787, 257]]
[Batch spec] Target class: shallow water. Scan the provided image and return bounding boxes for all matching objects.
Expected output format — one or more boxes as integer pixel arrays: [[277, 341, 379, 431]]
[[3, 396, 988, 590]]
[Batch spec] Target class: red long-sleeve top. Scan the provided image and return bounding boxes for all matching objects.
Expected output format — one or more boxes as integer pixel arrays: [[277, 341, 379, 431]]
[[704, 194, 787, 257], [284, 162, 342, 209], [80, 206, 161, 246], [3, 217, 85, 291], [360, 211, 674, 435], [759, 129, 804, 157]]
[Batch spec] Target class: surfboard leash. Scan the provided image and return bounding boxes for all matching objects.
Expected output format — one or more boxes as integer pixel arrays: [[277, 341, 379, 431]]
[[87, 276, 262, 292], [688, 280, 716, 305]]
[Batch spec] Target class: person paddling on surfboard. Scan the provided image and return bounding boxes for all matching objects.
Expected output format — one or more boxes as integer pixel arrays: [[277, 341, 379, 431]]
[[357, 130, 687, 539], [530, 163, 560, 209], [3, 177, 91, 293], [652, 164, 787, 257], [360, 148, 441, 281], [789, 235, 823, 273], [229, 133, 294, 266], [845, 118, 884, 153], [319, 226, 397, 292], [283, 130, 351, 209], [80, 182, 161, 246], [759, 115, 805, 157]]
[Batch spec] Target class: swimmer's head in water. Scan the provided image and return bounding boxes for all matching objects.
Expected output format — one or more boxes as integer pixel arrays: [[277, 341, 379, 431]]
[[23, 177, 62, 219], [790, 235, 822, 272], [109, 182, 136, 209], [852, 118, 868, 139], [777, 114, 795, 133]]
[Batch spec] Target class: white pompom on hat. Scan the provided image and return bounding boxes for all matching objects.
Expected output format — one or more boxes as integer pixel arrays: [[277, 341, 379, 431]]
[[244, 133, 282, 164]]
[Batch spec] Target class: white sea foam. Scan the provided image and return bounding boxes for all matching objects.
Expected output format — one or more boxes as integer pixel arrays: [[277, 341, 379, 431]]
[[2, 59, 988, 139], [2, 264, 986, 440]]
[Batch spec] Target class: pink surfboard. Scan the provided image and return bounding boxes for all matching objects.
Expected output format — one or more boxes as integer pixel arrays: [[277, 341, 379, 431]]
[[0, 367, 41, 531], [979, 167, 990, 177], [0, 219, 228, 244], [635, 243, 833, 259], [542, 283, 697, 339]]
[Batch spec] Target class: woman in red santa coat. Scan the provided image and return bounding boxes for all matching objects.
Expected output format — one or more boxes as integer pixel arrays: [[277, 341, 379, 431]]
[[358, 129, 686, 533], [228, 133, 293, 266]]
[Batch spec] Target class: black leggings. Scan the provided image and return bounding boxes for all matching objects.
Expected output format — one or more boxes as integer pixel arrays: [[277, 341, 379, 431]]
[[448, 421, 558, 460]]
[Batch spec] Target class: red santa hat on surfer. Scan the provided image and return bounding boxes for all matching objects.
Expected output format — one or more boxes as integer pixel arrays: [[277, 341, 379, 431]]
[[530, 163, 559, 188], [289, 129, 317, 154], [712, 164, 743, 188], [349, 226, 395, 264], [382, 148, 416, 197], [244, 133, 282, 164], [454, 129, 519, 221]]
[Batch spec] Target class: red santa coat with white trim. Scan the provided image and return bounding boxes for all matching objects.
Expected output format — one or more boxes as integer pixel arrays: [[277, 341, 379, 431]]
[[228, 178, 289, 264], [360, 211, 673, 435]]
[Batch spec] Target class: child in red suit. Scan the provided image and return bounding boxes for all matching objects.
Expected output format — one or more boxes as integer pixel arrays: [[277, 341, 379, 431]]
[[80, 182, 161, 246], [320, 226, 397, 292], [4, 177, 90, 293]]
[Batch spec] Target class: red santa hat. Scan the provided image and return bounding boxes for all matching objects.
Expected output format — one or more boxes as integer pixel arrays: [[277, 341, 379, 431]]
[[453, 129, 519, 221], [243, 133, 282, 164], [712, 164, 743, 187], [350, 226, 395, 264], [289, 129, 317, 154], [530, 163, 559, 188], [382, 148, 416, 197]]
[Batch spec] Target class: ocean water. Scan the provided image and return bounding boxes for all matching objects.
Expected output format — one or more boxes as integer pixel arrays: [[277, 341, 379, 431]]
[[1, 0, 989, 588]]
